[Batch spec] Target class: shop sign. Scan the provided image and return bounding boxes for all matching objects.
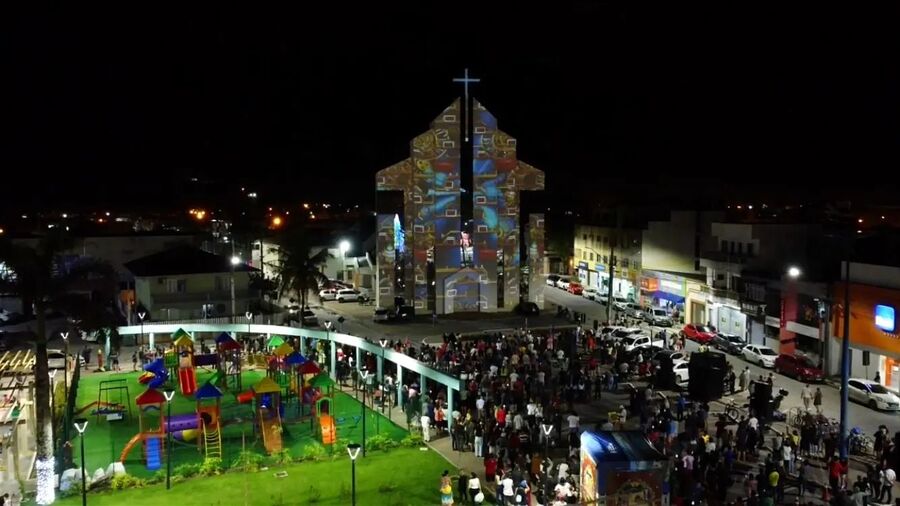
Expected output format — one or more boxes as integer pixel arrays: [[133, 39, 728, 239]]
[[595, 264, 605, 272], [659, 279, 683, 294], [875, 304, 895, 333], [578, 261, 589, 270], [741, 301, 766, 317], [640, 277, 659, 291]]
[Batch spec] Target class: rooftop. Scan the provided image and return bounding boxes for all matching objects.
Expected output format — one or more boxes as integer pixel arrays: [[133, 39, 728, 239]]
[[124, 245, 258, 277]]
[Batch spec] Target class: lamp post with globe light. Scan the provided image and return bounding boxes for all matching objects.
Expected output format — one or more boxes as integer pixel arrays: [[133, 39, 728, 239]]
[[339, 240, 351, 285], [230, 255, 240, 322], [360, 370, 369, 456], [137, 311, 146, 346]]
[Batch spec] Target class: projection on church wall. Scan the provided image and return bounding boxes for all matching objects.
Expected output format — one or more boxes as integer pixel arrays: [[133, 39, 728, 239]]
[[375, 96, 545, 314]]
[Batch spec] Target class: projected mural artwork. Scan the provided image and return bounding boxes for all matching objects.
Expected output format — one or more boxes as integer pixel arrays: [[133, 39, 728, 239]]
[[376, 96, 545, 314]]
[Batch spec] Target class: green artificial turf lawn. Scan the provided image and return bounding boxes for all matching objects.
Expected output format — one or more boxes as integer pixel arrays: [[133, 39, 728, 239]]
[[54, 447, 453, 506], [71, 368, 405, 478]]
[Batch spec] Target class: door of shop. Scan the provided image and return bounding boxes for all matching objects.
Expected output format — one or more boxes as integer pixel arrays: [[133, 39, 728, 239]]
[[691, 302, 706, 325]]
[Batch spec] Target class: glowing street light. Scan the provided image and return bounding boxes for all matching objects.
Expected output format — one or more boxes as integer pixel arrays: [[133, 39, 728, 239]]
[[74, 418, 89, 506], [347, 443, 362, 506], [787, 266, 801, 279]]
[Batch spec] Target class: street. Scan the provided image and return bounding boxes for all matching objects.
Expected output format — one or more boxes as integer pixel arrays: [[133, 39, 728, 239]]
[[543, 286, 900, 439]]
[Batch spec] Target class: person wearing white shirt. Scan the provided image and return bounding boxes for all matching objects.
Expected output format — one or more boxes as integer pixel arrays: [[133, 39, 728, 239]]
[[501, 474, 515, 501], [747, 416, 759, 431], [538, 371, 545, 384], [567, 413, 580, 434], [509, 372, 519, 383], [467, 473, 482, 501], [476, 396, 486, 419], [526, 402, 537, 417], [557, 462, 569, 482], [782, 444, 793, 474], [513, 413, 524, 431], [420, 414, 431, 442], [490, 364, 499, 378]]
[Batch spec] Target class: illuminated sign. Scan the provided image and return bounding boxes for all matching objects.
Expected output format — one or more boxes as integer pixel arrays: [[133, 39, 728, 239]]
[[875, 304, 895, 333]]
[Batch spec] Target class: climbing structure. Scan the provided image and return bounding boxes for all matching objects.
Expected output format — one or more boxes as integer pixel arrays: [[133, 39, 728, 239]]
[[215, 332, 243, 391], [172, 329, 197, 396], [195, 382, 223, 459], [120, 388, 166, 471], [251, 377, 283, 454]]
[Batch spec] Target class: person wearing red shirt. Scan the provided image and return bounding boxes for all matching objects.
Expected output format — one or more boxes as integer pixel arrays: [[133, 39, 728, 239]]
[[484, 454, 498, 482], [828, 457, 843, 492], [496, 406, 507, 427]]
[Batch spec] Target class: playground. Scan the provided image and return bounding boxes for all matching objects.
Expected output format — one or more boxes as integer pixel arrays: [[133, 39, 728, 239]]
[[70, 331, 407, 481]]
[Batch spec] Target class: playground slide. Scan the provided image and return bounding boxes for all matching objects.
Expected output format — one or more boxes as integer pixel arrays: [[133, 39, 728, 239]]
[[259, 413, 283, 454], [319, 415, 336, 445], [178, 367, 197, 396], [145, 437, 162, 471], [119, 433, 143, 462]]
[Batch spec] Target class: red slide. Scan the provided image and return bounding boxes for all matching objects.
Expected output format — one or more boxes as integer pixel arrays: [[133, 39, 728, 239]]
[[179, 367, 197, 396]]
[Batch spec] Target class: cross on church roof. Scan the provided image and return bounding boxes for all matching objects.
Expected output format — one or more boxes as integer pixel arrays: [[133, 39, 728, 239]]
[[453, 68, 480, 142]]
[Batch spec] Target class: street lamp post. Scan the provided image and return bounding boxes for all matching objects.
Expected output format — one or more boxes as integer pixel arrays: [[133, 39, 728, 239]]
[[360, 370, 369, 456], [541, 423, 553, 458], [839, 260, 851, 460], [347, 443, 361, 506], [61, 331, 70, 444], [74, 418, 88, 506], [379, 339, 387, 417], [245, 311, 253, 334], [137, 311, 146, 347], [164, 388, 175, 489], [230, 256, 241, 323]]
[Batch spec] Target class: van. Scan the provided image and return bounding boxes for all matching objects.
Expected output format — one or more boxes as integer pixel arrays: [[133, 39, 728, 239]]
[[644, 307, 673, 327], [625, 303, 644, 319]]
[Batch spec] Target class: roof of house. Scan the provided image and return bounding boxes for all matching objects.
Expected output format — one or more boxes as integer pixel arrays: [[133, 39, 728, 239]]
[[124, 245, 258, 277], [136, 388, 166, 406], [195, 382, 223, 400], [251, 377, 281, 394]]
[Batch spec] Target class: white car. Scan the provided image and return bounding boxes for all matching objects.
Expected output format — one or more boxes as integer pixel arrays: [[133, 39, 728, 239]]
[[373, 307, 391, 322], [613, 296, 629, 311], [335, 289, 360, 303], [742, 345, 778, 368], [608, 327, 643, 342], [546, 275, 560, 287], [672, 360, 691, 384], [582, 287, 598, 301], [644, 308, 673, 327], [47, 349, 67, 369], [624, 303, 644, 319], [597, 292, 609, 304], [556, 278, 571, 290], [620, 335, 665, 352], [318, 289, 337, 301], [847, 378, 900, 411]]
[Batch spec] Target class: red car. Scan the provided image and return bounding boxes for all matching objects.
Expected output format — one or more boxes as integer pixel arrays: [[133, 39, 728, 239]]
[[567, 282, 583, 295], [774, 354, 825, 382], [681, 324, 717, 343]]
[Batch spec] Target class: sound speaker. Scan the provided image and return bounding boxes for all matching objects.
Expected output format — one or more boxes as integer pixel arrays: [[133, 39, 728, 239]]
[[655, 356, 676, 389], [749, 381, 773, 419], [687, 352, 727, 402]]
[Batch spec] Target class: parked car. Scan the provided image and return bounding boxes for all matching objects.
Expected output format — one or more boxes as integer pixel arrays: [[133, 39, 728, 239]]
[[742, 344, 778, 368], [619, 345, 663, 365], [773, 354, 825, 382], [624, 303, 644, 319], [652, 349, 689, 366], [846, 378, 900, 411], [318, 288, 337, 301], [609, 327, 643, 342], [644, 307, 673, 327], [546, 275, 560, 287], [712, 333, 746, 354], [597, 292, 610, 304], [582, 287, 598, 301], [681, 324, 717, 343], [672, 360, 691, 384], [373, 307, 391, 323], [620, 334, 665, 352], [301, 309, 319, 326], [555, 277, 571, 290], [335, 289, 360, 303], [612, 296, 629, 311], [567, 282, 584, 295], [47, 349, 67, 369], [395, 305, 415, 322]]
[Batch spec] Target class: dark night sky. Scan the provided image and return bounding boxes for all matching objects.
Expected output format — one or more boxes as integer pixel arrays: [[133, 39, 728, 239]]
[[4, 3, 900, 213]]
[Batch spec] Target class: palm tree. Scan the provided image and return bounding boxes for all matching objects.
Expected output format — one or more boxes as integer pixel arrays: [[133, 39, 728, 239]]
[[268, 227, 332, 322], [0, 232, 116, 504]]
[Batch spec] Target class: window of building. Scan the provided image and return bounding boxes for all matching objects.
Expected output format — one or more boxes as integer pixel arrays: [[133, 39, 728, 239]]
[[730, 241, 735, 254], [583, 234, 587, 241], [721, 240, 727, 252], [633, 260, 640, 270], [582, 251, 587, 260], [214, 276, 225, 291], [589, 252, 594, 261], [621, 259, 629, 268], [602, 255, 608, 263], [747, 243, 754, 256], [166, 278, 186, 293], [737, 242, 743, 254]]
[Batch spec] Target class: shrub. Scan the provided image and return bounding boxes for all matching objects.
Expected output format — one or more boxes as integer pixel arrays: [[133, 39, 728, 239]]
[[232, 450, 264, 472], [61, 481, 83, 498], [300, 443, 326, 462], [400, 433, 424, 447], [110, 474, 147, 490], [272, 449, 292, 465], [366, 434, 398, 451], [147, 470, 166, 484], [307, 485, 322, 503], [200, 457, 224, 476], [174, 462, 201, 478]]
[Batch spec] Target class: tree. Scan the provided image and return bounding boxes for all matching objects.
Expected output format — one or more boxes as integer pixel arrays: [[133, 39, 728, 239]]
[[0, 232, 116, 504], [269, 226, 332, 321]]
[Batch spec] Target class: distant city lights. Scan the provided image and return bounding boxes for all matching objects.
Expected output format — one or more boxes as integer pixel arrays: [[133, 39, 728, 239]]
[[271, 216, 283, 227]]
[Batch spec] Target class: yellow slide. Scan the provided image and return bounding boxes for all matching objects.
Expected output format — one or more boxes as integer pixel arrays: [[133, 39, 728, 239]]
[[319, 415, 336, 445], [258, 409, 283, 454]]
